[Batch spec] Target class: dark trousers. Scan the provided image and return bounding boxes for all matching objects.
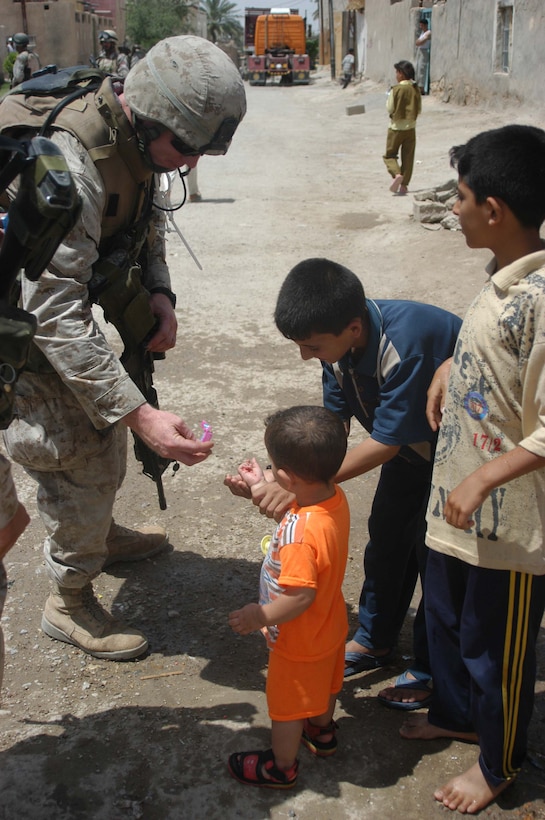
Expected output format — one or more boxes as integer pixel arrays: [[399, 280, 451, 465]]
[[352, 456, 432, 674], [425, 550, 545, 786]]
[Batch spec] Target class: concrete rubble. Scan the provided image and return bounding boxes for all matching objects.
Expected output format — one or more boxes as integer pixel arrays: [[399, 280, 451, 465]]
[[412, 179, 461, 230]]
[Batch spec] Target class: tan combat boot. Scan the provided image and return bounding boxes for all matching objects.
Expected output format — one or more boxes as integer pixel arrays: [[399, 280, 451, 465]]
[[103, 521, 170, 568], [41, 584, 148, 660]]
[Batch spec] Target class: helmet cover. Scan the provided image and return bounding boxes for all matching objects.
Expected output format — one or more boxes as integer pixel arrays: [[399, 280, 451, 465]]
[[124, 35, 246, 154], [99, 30, 118, 43], [13, 33, 29, 47]]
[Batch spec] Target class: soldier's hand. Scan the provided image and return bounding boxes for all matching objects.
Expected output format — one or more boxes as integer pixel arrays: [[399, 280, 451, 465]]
[[147, 292, 178, 353], [124, 404, 213, 466]]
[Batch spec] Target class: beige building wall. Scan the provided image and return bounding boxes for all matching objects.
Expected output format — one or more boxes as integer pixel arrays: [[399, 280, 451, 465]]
[[363, 0, 545, 109], [1, 0, 114, 75]]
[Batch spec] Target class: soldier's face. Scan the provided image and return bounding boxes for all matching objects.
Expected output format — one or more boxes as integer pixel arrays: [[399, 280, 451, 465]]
[[148, 130, 200, 173]]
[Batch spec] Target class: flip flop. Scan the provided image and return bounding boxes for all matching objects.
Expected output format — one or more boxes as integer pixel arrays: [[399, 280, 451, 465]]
[[377, 669, 433, 711], [344, 649, 394, 678]]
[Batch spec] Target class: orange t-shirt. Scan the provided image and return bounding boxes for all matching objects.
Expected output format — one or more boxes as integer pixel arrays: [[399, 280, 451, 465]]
[[259, 484, 350, 661]]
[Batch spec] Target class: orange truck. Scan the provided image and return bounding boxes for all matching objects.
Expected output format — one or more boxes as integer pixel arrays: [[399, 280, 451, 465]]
[[246, 8, 310, 86]]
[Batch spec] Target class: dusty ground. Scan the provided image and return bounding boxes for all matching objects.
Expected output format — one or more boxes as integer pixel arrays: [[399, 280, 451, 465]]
[[1, 70, 544, 820]]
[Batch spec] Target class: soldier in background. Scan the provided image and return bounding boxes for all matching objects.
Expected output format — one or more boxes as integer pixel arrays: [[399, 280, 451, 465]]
[[11, 33, 40, 88], [96, 30, 129, 78], [130, 44, 146, 70]]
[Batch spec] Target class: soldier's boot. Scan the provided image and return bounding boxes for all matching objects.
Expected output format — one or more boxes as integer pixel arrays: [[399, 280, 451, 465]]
[[103, 520, 169, 568], [41, 583, 148, 660]]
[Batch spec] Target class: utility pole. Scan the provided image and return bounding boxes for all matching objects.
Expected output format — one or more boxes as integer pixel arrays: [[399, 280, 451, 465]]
[[328, 0, 336, 79], [20, 0, 29, 34]]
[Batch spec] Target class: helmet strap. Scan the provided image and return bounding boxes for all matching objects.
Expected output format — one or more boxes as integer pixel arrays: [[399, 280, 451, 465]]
[[154, 168, 189, 212], [133, 116, 171, 173]]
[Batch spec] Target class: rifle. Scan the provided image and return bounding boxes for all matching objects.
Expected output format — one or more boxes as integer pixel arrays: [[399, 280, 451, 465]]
[[0, 135, 80, 429], [89, 247, 177, 510]]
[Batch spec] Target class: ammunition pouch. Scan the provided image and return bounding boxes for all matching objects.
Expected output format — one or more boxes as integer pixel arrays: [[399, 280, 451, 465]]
[[89, 249, 156, 355], [0, 301, 36, 429]]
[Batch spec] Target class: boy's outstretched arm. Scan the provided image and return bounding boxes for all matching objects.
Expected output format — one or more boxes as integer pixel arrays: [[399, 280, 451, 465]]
[[250, 439, 399, 520], [426, 358, 453, 432], [0, 503, 30, 560], [228, 586, 316, 635], [0, 455, 30, 560], [249, 481, 295, 521], [445, 445, 545, 529], [335, 438, 400, 483]]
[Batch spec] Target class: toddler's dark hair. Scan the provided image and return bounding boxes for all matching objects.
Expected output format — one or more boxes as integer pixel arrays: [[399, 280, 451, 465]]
[[450, 125, 545, 229], [264, 406, 347, 483]]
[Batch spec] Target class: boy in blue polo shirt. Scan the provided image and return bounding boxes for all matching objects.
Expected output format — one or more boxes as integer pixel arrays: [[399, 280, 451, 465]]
[[226, 258, 461, 705]]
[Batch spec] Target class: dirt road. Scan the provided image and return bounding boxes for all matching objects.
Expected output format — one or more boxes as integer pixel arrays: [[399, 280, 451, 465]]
[[1, 70, 544, 819]]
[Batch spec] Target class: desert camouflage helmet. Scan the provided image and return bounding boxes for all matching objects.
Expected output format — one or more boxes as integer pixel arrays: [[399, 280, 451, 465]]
[[124, 35, 246, 155], [13, 33, 29, 47], [99, 30, 118, 42]]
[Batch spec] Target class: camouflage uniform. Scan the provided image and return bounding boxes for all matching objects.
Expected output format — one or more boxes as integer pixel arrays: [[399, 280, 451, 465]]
[[11, 49, 40, 87], [3, 127, 168, 588], [0, 35, 246, 659], [96, 50, 129, 79], [0, 455, 18, 690]]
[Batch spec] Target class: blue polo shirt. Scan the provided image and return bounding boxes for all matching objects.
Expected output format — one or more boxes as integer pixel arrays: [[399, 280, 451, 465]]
[[322, 299, 462, 464]]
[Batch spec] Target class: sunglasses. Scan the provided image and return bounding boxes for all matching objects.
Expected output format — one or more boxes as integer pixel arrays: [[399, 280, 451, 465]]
[[170, 117, 239, 157]]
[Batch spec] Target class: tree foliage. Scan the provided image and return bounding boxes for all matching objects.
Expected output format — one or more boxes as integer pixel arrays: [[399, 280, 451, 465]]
[[200, 0, 243, 47], [3, 52, 16, 81], [126, 0, 193, 49]]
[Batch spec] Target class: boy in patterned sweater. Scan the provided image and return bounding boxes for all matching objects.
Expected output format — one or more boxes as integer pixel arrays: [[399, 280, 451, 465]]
[[402, 124, 545, 814]]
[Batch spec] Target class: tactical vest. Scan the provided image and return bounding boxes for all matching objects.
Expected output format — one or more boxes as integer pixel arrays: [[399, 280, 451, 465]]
[[0, 70, 157, 375], [0, 73, 153, 243]]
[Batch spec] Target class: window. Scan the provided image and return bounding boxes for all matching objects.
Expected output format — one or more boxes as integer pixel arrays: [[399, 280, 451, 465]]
[[495, 1, 513, 74]]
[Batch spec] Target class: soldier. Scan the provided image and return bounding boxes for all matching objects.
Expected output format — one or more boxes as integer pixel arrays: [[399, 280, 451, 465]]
[[0, 35, 246, 661], [129, 44, 146, 70], [96, 29, 129, 78], [11, 33, 40, 88], [0, 133, 80, 698]]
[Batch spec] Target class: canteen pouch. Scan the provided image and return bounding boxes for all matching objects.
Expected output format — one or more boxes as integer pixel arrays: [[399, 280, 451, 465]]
[[0, 301, 36, 429]]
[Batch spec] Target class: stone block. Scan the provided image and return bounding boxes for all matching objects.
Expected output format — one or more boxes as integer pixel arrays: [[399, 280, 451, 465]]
[[436, 186, 457, 203], [441, 214, 461, 231], [413, 201, 448, 223], [346, 104, 366, 116], [436, 178, 458, 193], [413, 190, 437, 202]]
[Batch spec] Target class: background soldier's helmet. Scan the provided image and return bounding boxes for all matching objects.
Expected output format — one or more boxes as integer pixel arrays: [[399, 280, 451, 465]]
[[12, 33, 29, 47], [124, 35, 247, 156], [99, 30, 118, 43]]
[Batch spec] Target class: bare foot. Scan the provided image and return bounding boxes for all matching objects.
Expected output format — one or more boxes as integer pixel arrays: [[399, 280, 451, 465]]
[[345, 640, 390, 657], [434, 761, 513, 814], [400, 713, 478, 743], [378, 671, 431, 705]]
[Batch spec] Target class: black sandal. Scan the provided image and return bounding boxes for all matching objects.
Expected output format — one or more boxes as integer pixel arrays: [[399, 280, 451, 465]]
[[301, 719, 338, 757], [227, 748, 298, 788]]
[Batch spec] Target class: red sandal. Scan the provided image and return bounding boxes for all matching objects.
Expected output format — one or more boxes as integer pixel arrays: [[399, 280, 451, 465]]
[[301, 719, 338, 757], [227, 748, 298, 789]]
